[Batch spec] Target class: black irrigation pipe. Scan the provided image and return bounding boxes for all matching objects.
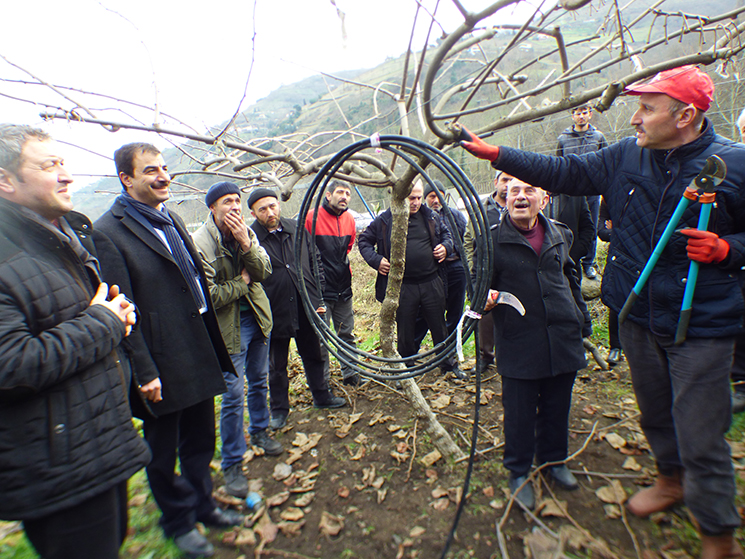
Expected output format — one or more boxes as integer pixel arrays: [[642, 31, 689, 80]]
[[293, 135, 494, 557]]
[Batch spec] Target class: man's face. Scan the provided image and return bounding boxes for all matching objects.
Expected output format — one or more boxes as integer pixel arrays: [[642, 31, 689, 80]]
[[506, 179, 547, 229], [739, 122, 745, 143], [325, 186, 351, 213], [408, 184, 423, 215], [425, 190, 442, 211], [251, 196, 281, 231], [571, 107, 592, 128], [210, 193, 242, 229], [630, 93, 687, 150], [121, 150, 171, 208], [0, 139, 74, 221], [494, 172, 513, 207]]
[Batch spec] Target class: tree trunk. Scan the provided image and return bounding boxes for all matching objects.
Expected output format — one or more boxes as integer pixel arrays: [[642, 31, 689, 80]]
[[378, 178, 465, 461]]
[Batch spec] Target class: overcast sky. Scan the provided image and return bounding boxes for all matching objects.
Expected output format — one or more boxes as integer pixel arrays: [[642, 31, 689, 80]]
[[0, 0, 538, 187]]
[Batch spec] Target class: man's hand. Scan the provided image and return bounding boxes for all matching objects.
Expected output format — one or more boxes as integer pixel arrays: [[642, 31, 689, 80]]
[[458, 126, 501, 162], [241, 268, 252, 285], [433, 244, 447, 262], [90, 283, 137, 336], [139, 378, 163, 402], [680, 229, 730, 263], [316, 305, 326, 315], [378, 257, 391, 276], [484, 289, 498, 312], [224, 211, 252, 251]]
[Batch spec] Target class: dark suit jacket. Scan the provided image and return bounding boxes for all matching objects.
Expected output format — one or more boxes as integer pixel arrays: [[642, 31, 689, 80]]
[[93, 197, 232, 417]]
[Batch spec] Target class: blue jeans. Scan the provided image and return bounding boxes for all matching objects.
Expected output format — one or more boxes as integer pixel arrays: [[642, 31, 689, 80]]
[[620, 321, 740, 535], [221, 311, 270, 470]]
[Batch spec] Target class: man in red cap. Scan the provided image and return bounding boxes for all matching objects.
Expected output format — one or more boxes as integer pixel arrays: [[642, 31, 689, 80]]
[[461, 65, 745, 558]]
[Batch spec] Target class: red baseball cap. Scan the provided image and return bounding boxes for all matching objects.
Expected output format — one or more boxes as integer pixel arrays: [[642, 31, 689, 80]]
[[625, 65, 714, 112]]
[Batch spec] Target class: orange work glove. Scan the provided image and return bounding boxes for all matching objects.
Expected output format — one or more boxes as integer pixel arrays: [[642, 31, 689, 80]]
[[458, 126, 501, 162], [679, 229, 730, 263]]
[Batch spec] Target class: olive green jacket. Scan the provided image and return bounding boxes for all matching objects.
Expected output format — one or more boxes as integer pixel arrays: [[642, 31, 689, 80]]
[[192, 215, 273, 353]]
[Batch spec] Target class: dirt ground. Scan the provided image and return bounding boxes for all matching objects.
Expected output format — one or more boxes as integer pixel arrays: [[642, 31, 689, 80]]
[[186, 356, 745, 559], [182, 251, 745, 559]]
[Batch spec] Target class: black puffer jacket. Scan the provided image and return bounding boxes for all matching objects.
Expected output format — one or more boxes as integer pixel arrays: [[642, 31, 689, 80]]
[[0, 199, 151, 520]]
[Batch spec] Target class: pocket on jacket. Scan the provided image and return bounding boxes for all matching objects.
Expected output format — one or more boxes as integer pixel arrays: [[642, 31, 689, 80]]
[[48, 390, 70, 467]]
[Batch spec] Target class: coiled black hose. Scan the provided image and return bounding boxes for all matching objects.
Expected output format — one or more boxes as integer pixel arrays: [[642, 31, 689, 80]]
[[294, 135, 494, 558]]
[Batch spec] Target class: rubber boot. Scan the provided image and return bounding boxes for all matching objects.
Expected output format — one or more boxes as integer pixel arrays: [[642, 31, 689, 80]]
[[701, 533, 744, 559], [626, 470, 684, 517]]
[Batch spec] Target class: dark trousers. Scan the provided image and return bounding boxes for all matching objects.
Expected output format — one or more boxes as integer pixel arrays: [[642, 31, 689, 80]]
[[501, 372, 576, 476], [608, 308, 621, 350], [731, 332, 745, 394], [399, 277, 450, 366], [320, 297, 357, 382], [478, 310, 495, 366], [414, 263, 467, 348], [269, 306, 330, 416], [24, 482, 128, 559], [142, 398, 217, 538], [581, 195, 600, 271], [620, 321, 740, 535]]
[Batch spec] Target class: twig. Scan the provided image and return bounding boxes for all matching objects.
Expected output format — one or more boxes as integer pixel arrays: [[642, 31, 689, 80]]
[[453, 441, 504, 463], [405, 419, 419, 482], [437, 410, 497, 439], [570, 411, 641, 434], [257, 549, 319, 559]]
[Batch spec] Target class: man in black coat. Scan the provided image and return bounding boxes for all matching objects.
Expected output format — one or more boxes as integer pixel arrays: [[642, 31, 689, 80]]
[[483, 178, 587, 510], [0, 125, 150, 559], [93, 143, 242, 558], [358, 181, 464, 379], [248, 188, 346, 431]]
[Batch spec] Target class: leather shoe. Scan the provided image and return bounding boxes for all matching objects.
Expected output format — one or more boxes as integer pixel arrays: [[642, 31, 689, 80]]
[[174, 528, 214, 558], [252, 429, 284, 455], [222, 462, 248, 498], [508, 475, 535, 510], [269, 414, 287, 430], [343, 374, 363, 387], [314, 395, 347, 409], [732, 392, 745, 414], [198, 507, 244, 528], [584, 266, 598, 279], [545, 465, 579, 490], [607, 348, 623, 365], [445, 364, 468, 380]]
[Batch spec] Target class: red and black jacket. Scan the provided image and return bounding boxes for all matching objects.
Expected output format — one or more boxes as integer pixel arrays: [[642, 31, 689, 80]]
[[305, 199, 356, 301]]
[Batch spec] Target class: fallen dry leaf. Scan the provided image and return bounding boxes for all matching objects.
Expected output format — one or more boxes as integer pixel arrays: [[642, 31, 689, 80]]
[[395, 441, 409, 454], [483, 485, 495, 498], [431, 394, 451, 409], [292, 433, 310, 447], [354, 433, 369, 444], [348, 412, 363, 424], [409, 526, 426, 538], [377, 488, 388, 503], [272, 463, 293, 481], [603, 432, 627, 450], [372, 476, 385, 489], [348, 446, 366, 460], [235, 527, 257, 546], [392, 429, 408, 439], [362, 466, 376, 486], [622, 456, 642, 471], [420, 449, 442, 467], [390, 450, 409, 464], [489, 499, 504, 510], [387, 424, 402, 432], [280, 507, 305, 521], [431, 497, 449, 511], [538, 499, 567, 518], [294, 492, 315, 507], [447, 486, 462, 504], [265, 491, 290, 507], [596, 480, 627, 504], [253, 511, 278, 545], [431, 486, 449, 499], [277, 520, 305, 537], [425, 469, 438, 484], [604, 504, 622, 519], [319, 511, 345, 537], [369, 412, 394, 426], [338, 486, 350, 498]]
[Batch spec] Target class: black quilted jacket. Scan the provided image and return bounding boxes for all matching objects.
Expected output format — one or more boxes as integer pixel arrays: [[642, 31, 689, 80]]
[[495, 119, 745, 338], [0, 199, 150, 520]]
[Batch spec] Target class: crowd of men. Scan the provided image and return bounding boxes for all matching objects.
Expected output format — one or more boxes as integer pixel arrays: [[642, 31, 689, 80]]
[[2, 62, 745, 559]]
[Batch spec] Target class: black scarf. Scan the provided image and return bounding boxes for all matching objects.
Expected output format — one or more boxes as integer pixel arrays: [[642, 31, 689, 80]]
[[119, 193, 207, 310]]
